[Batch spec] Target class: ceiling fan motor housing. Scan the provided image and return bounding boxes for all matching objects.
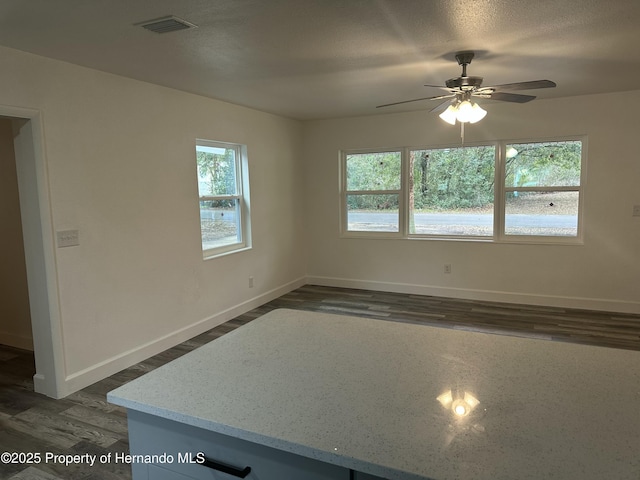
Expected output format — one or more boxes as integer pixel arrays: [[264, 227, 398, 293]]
[[446, 76, 484, 90]]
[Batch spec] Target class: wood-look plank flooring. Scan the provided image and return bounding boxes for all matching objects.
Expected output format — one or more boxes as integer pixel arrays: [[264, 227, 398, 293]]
[[1, 285, 639, 479]]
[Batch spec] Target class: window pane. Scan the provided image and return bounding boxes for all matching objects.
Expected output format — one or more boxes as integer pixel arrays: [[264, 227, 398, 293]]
[[200, 199, 241, 249], [346, 152, 401, 191], [410, 212, 493, 236], [409, 146, 495, 236], [347, 194, 399, 232], [196, 145, 238, 196], [505, 191, 579, 236], [505, 141, 581, 188]]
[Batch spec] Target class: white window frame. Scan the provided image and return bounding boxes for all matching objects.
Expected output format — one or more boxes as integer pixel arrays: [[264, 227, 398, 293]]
[[196, 139, 251, 259], [495, 137, 586, 244], [339, 136, 586, 244], [339, 148, 404, 238]]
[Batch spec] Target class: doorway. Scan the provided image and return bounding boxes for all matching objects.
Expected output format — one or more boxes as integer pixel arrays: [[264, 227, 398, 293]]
[[0, 118, 33, 352], [0, 107, 64, 398]]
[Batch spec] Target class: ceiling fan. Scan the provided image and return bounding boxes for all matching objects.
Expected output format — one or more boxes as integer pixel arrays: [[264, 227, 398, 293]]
[[376, 51, 556, 125]]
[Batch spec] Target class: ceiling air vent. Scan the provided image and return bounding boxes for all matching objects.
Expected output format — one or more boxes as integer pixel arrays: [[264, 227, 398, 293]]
[[136, 15, 197, 34]]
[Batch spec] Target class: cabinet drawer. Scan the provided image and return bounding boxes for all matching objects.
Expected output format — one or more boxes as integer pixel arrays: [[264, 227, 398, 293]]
[[354, 473, 389, 480], [148, 464, 199, 480], [127, 410, 350, 480]]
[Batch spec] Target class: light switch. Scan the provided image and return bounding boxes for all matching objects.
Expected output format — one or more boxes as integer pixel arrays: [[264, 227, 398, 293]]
[[633, 205, 640, 217], [57, 229, 80, 247]]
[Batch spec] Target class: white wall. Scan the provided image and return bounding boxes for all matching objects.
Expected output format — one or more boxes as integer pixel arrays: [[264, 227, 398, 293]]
[[302, 91, 640, 313], [0, 118, 33, 349], [0, 45, 306, 396]]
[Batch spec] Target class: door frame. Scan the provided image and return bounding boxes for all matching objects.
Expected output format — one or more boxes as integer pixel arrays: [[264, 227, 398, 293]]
[[7, 105, 65, 398]]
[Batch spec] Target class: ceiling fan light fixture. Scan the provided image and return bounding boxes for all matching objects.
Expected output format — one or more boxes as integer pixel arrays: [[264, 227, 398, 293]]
[[468, 103, 487, 123], [438, 100, 487, 125], [455, 100, 475, 123], [439, 104, 458, 125]]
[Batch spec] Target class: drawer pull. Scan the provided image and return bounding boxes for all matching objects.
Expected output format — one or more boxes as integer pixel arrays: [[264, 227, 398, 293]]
[[195, 455, 252, 478]]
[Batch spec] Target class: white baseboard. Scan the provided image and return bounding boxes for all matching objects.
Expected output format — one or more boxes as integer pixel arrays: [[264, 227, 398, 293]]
[[306, 276, 640, 314], [0, 332, 34, 351], [60, 276, 307, 398]]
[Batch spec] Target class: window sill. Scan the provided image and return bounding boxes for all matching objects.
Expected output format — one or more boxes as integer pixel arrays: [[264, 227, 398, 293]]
[[203, 244, 251, 260], [340, 232, 583, 246]]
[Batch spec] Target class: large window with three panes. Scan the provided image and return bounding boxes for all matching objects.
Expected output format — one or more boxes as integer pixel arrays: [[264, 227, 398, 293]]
[[341, 138, 584, 242]]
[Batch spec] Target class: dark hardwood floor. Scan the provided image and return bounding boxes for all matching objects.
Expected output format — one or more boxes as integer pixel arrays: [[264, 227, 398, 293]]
[[1, 285, 639, 479]]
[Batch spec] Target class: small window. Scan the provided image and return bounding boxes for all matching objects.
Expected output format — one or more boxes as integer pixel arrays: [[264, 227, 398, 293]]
[[503, 140, 583, 238], [343, 151, 401, 233], [196, 140, 251, 257]]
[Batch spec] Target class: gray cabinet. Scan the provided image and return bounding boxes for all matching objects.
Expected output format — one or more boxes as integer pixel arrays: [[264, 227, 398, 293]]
[[127, 410, 350, 480]]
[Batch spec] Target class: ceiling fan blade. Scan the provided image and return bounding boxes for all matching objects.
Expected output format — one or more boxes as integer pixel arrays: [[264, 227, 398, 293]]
[[424, 84, 456, 92], [485, 80, 556, 92], [429, 99, 454, 113], [428, 94, 457, 101], [376, 94, 454, 108], [489, 92, 536, 103]]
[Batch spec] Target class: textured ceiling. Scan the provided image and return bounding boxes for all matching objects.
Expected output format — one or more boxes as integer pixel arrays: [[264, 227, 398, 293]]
[[1, 0, 639, 119]]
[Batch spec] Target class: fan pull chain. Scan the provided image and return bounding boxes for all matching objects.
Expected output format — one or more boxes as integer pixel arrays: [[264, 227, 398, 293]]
[[460, 122, 465, 145]]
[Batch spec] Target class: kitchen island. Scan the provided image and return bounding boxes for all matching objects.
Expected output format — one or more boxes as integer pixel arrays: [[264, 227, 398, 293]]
[[108, 308, 640, 479]]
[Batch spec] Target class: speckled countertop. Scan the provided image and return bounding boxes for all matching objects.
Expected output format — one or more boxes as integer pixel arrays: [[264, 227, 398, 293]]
[[108, 308, 640, 480]]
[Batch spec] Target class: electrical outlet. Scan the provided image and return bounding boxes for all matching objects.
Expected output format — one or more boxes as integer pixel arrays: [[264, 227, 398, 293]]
[[633, 205, 640, 217], [249, 276, 254, 288], [56, 229, 79, 248], [444, 264, 452, 274]]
